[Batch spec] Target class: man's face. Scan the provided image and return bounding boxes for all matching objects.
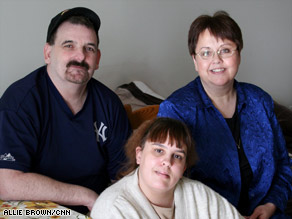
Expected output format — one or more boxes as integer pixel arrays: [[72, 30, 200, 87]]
[[44, 21, 100, 86]]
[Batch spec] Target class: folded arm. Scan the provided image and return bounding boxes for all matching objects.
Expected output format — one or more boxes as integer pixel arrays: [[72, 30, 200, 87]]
[[261, 104, 292, 212], [0, 169, 98, 211]]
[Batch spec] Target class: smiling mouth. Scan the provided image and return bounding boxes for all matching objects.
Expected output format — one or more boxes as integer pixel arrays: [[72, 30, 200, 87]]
[[210, 68, 225, 73]]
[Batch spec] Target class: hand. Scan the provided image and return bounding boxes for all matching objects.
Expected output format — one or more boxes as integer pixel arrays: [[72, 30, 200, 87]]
[[85, 192, 99, 211], [246, 203, 276, 219]]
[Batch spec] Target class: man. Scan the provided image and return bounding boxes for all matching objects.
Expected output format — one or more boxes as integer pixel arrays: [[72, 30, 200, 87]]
[[0, 7, 131, 214]]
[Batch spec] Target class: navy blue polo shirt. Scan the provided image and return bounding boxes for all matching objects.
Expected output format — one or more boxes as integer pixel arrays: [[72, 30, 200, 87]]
[[0, 66, 131, 212]]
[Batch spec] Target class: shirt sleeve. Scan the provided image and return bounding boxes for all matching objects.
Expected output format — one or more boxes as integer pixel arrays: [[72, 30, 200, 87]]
[[260, 99, 292, 212], [104, 101, 132, 180], [91, 198, 143, 219], [205, 185, 245, 219], [0, 109, 38, 172], [157, 100, 184, 121], [181, 180, 244, 219]]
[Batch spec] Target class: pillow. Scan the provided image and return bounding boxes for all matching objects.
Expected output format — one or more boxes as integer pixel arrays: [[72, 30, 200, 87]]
[[124, 104, 159, 129]]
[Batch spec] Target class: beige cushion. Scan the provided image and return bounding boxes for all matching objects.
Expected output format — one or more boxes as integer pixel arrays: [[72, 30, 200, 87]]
[[124, 104, 159, 129]]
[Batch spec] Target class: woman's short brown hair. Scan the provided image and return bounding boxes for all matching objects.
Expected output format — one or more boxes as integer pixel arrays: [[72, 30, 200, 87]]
[[188, 11, 243, 56], [118, 117, 198, 179]]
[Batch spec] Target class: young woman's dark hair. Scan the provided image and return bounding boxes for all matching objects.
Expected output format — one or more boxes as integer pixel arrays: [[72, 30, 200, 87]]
[[118, 117, 198, 179]]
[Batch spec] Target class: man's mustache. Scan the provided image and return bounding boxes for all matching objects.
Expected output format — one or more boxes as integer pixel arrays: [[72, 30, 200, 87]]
[[66, 60, 89, 70]]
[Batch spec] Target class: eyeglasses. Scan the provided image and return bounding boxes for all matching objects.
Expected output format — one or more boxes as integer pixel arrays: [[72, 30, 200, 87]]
[[195, 46, 238, 60]]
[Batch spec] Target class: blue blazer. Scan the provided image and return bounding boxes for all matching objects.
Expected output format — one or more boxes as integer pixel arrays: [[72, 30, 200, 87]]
[[158, 76, 292, 216]]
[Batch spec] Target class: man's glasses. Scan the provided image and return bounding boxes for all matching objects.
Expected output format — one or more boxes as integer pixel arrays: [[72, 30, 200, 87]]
[[195, 46, 238, 60]]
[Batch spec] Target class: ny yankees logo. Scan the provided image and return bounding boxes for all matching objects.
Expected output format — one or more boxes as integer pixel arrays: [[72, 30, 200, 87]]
[[94, 121, 108, 142]]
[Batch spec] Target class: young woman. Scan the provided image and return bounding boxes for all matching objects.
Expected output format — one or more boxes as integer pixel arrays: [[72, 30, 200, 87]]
[[91, 117, 243, 219]]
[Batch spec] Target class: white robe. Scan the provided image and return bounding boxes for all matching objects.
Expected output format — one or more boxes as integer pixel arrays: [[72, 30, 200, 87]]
[[91, 169, 244, 219]]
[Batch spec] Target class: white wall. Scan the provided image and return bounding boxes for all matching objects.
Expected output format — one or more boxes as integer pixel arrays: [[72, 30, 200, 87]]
[[1, 0, 291, 107]]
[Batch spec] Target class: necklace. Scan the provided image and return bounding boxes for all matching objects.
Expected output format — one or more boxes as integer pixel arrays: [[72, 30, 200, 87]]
[[236, 139, 241, 150]]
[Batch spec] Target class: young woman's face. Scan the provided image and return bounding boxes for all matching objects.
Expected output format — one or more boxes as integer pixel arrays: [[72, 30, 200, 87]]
[[136, 137, 187, 195]]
